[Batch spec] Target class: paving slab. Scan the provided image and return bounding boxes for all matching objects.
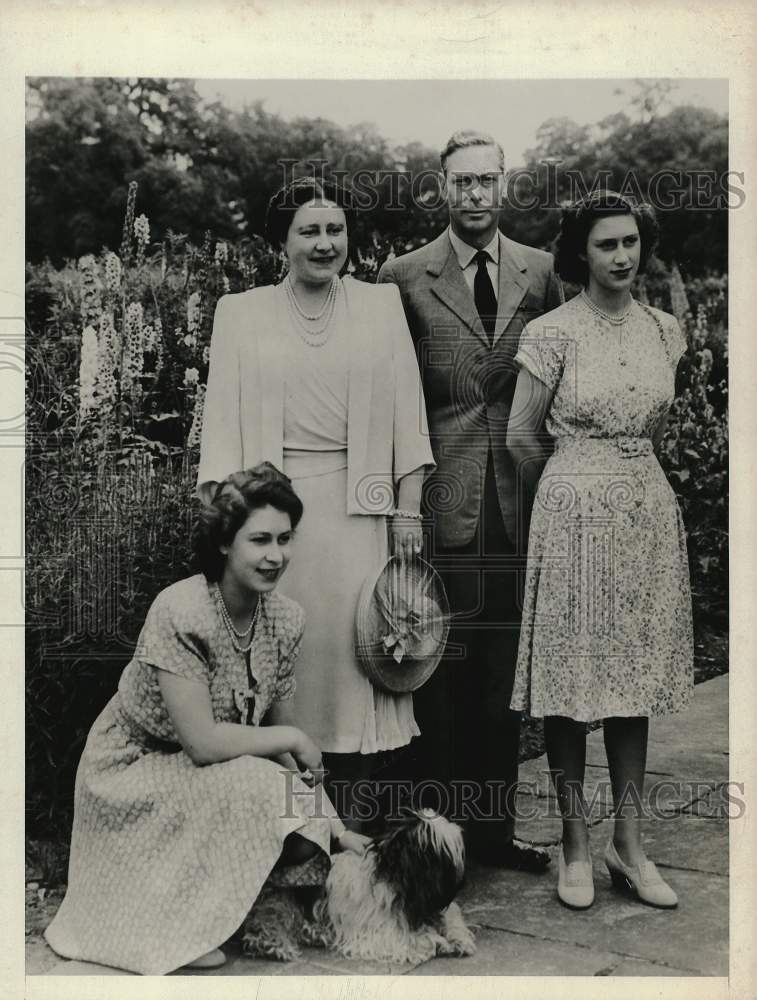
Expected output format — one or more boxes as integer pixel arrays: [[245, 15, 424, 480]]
[[641, 815, 729, 875], [463, 861, 727, 976], [410, 926, 620, 977]]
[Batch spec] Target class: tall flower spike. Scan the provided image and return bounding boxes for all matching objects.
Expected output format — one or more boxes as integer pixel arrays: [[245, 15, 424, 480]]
[[94, 312, 119, 411], [187, 383, 206, 449], [122, 302, 145, 399], [186, 291, 201, 335], [669, 262, 691, 326], [79, 325, 99, 420], [119, 181, 138, 262], [104, 252, 122, 292]]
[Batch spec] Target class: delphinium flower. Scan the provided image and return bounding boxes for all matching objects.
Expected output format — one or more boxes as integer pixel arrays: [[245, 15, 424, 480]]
[[152, 316, 164, 375], [103, 252, 122, 292], [669, 263, 691, 326], [79, 325, 99, 420], [95, 312, 119, 412], [186, 291, 201, 335], [142, 324, 157, 353], [186, 383, 206, 449], [122, 302, 145, 399], [119, 181, 138, 262], [78, 254, 102, 328], [134, 214, 150, 265]]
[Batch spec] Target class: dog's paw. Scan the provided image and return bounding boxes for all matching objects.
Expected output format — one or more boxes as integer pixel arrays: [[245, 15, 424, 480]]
[[450, 930, 477, 957], [438, 902, 477, 956], [241, 930, 301, 963], [300, 919, 335, 949]]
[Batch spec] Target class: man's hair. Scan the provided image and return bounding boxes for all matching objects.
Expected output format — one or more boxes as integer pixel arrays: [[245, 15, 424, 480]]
[[439, 130, 505, 173]]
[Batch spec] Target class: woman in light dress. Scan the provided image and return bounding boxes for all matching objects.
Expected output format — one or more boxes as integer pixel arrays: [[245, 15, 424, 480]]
[[45, 464, 366, 974], [198, 178, 435, 829], [508, 192, 693, 910]]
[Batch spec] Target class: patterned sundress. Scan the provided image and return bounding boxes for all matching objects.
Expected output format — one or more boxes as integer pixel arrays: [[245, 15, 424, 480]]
[[510, 294, 694, 721], [44, 574, 334, 974]]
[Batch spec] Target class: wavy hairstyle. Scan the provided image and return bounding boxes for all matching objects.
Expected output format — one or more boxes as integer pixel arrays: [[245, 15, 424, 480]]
[[193, 463, 303, 582], [264, 176, 357, 248], [554, 190, 659, 286]]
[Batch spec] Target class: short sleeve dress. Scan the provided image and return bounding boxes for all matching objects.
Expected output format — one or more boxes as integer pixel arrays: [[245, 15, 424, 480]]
[[44, 575, 335, 975], [509, 294, 694, 722]]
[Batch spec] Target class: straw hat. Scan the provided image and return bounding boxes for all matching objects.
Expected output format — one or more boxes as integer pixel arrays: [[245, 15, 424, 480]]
[[355, 556, 450, 693]]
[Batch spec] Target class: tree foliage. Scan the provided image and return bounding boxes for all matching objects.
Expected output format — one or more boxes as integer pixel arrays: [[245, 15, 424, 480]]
[[502, 104, 729, 275]]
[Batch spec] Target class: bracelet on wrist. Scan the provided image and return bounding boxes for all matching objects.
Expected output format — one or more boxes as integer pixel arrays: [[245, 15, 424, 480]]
[[389, 508, 423, 521]]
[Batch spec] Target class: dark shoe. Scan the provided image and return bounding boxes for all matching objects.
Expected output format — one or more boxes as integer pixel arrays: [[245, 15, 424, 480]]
[[471, 839, 551, 873]]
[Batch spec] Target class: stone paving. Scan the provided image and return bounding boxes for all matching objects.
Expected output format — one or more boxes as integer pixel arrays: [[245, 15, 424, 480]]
[[34, 673, 729, 978]]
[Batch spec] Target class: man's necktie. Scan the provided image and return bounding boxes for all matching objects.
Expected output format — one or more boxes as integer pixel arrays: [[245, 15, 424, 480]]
[[474, 250, 497, 345]]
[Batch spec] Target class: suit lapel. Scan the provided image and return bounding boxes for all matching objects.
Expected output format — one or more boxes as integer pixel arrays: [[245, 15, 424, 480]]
[[493, 234, 528, 350], [427, 236, 490, 349]]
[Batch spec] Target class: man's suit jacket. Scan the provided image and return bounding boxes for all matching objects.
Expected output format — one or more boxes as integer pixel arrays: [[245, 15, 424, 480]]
[[378, 229, 563, 549]]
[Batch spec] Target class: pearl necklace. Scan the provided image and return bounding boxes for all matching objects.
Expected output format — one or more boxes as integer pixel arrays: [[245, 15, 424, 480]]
[[581, 290, 633, 326], [214, 585, 260, 654], [284, 275, 339, 344]]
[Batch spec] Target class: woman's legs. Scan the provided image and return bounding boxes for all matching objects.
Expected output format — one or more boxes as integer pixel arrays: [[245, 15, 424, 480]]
[[544, 715, 590, 863], [603, 716, 648, 866], [322, 752, 375, 833]]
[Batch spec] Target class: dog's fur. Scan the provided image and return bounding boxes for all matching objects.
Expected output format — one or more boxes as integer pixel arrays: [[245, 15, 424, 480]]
[[242, 811, 476, 964]]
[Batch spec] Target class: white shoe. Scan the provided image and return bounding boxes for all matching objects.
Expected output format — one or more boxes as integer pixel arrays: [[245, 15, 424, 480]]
[[557, 846, 594, 909], [184, 947, 227, 969], [605, 841, 678, 909]]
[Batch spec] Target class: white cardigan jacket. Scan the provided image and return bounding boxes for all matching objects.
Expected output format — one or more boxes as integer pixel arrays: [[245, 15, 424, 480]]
[[197, 277, 435, 514]]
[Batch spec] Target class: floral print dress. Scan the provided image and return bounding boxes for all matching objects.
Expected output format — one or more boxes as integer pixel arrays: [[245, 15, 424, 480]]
[[510, 294, 694, 722], [44, 575, 334, 975]]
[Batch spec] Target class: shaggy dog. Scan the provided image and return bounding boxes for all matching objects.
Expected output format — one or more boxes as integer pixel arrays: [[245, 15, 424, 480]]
[[242, 809, 476, 964]]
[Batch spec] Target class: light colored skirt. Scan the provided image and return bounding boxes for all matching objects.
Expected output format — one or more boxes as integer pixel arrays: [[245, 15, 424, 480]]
[[43, 699, 333, 975], [281, 449, 419, 754], [510, 437, 694, 722]]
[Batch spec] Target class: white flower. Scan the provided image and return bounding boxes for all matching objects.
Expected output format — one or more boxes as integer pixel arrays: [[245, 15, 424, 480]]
[[183, 367, 200, 386], [186, 291, 202, 334], [79, 325, 99, 418], [202, 345, 210, 365], [134, 214, 150, 246], [122, 302, 144, 393], [187, 383, 206, 448], [142, 324, 156, 352], [104, 252, 122, 291], [94, 312, 119, 407], [183, 333, 197, 350], [214, 241, 228, 264]]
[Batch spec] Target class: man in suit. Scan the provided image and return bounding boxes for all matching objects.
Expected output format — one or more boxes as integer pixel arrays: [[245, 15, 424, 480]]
[[378, 130, 563, 870]]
